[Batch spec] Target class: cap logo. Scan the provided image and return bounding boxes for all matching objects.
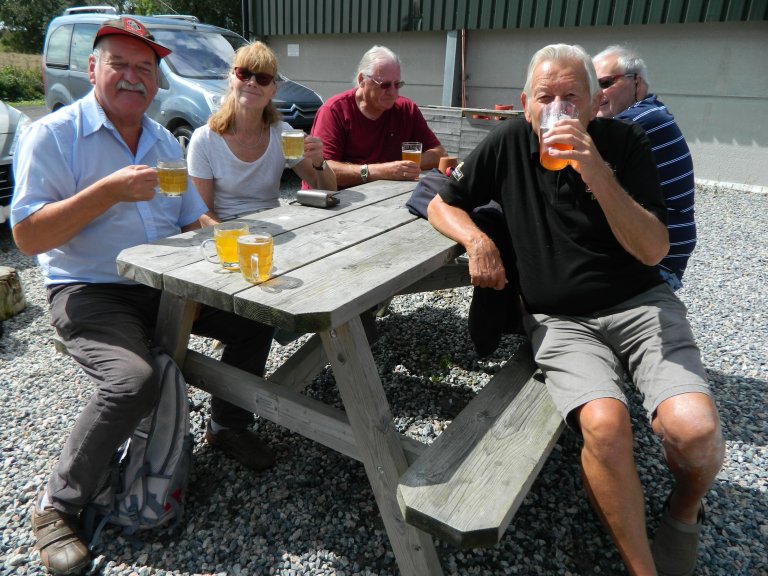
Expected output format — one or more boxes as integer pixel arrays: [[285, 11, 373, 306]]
[[124, 18, 143, 34]]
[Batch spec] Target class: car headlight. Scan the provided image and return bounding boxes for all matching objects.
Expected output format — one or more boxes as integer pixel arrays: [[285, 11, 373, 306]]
[[204, 91, 224, 114], [10, 112, 32, 157]]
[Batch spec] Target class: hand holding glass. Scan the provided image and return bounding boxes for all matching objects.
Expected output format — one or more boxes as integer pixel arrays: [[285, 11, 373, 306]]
[[201, 222, 250, 271], [156, 158, 188, 196], [539, 101, 578, 171], [281, 129, 305, 160], [237, 233, 274, 283]]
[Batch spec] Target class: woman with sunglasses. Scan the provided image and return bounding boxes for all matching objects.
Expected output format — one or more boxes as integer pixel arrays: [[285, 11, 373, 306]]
[[188, 42, 336, 221]]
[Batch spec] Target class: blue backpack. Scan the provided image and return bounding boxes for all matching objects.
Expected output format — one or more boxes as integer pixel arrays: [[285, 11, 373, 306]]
[[84, 350, 193, 546]]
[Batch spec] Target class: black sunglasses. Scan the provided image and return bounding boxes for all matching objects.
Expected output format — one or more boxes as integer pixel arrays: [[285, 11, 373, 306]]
[[233, 67, 275, 86], [366, 76, 405, 91], [598, 72, 637, 90]]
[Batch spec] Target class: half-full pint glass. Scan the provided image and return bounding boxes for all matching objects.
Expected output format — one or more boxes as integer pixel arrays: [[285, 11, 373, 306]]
[[237, 233, 274, 283], [539, 101, 578, 171]]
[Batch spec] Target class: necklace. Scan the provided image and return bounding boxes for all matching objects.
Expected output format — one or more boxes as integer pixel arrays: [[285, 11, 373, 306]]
[[232, 123, 266, 149]]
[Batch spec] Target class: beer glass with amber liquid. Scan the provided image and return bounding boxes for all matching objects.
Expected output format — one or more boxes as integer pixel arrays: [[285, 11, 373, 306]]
[[281, 129, 305, 160], [401, 142, 422, 166], [201, 222, 250, 271], [156, 158, 188, 196], [539, 101, 578, 171], [237, 233, 274, 283]]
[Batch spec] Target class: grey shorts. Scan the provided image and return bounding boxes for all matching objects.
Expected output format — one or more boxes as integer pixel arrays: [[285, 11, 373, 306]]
[[523, 284, 711, 426]]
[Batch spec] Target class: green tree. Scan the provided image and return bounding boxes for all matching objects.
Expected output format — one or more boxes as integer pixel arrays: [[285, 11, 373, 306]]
[[0, 0, 67, 53], [132, 0, 158, 16], [169, 0, 242, 33]]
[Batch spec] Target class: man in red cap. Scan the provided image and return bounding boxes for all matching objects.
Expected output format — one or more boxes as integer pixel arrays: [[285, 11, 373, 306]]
[[12, 17, 276, 574]]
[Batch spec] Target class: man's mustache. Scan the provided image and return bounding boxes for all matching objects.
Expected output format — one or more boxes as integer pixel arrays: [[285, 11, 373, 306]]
[[116, 80, 147, 96]]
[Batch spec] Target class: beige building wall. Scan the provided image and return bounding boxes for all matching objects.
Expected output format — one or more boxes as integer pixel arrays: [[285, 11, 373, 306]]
[[269, 21, 768, 189]]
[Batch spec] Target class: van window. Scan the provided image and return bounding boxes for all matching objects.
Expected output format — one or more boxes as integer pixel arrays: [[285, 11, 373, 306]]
[[71, 24, 99, 72], [46, 24, 73, 68], [151, 29, 246, 79]]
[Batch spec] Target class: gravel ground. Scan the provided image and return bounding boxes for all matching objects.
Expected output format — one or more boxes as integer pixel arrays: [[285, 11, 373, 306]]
[[1, 182, 766, 575]]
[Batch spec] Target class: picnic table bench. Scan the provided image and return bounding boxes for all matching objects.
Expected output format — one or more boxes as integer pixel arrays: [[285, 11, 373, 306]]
[[114, 179, 564, 574]]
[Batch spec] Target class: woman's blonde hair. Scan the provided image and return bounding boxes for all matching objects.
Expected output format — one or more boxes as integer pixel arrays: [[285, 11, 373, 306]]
[[208, 42, 282, 134]]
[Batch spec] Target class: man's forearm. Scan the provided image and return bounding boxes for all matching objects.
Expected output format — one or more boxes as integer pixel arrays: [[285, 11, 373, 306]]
[[427, 194, 506, 289]]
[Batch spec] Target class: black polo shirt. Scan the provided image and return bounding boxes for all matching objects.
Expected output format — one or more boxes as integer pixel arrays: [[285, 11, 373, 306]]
[[440, 117, 666, 315]]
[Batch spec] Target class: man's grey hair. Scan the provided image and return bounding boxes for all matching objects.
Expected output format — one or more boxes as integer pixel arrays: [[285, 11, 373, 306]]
[[92, 45, 104, 64], [355, 45, 400, 85], [523, 44, 600, 100], [593, 44, 650, 87]]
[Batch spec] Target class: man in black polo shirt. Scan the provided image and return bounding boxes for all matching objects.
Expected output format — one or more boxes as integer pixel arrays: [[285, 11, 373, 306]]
[[428, 44, 723, 576]]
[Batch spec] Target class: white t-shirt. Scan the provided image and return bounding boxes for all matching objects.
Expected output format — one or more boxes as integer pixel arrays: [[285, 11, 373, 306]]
[[187, 121, 301, 220]]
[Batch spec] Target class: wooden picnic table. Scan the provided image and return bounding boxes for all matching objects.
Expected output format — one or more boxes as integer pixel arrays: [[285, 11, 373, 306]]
[[116, 179, 562, 575]]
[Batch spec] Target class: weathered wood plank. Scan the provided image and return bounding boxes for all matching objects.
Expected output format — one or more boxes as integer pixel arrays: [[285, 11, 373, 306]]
[[162, 194, 418, 312], [422, 105, 527, 162], [396, 261, 470, 295], [268, 333, 326, 393], [183, 349, 427, 464], [397, 344, 564, 549], [322, 319, 443, 576], [117, 180, 416, 290], [234, 218, 464, 332]]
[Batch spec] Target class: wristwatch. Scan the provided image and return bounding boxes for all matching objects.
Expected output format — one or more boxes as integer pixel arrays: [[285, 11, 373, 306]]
[[313, 159, 328, 171], [360, 163, 369, 183]]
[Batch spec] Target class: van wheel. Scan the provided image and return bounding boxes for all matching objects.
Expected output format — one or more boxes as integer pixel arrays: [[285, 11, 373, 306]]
[[173, 125, 193, 156]]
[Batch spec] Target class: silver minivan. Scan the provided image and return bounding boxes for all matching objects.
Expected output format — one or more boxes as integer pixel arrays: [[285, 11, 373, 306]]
[[43, 11, 323, 152]]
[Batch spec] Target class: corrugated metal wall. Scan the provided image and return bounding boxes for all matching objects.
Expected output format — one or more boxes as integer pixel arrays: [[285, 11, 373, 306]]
[[249, 0, 768, 37]]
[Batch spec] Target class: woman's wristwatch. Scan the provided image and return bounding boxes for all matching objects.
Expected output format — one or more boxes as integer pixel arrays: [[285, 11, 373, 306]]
[[360, 163, 369, 183], [313, 159, 328, 171]]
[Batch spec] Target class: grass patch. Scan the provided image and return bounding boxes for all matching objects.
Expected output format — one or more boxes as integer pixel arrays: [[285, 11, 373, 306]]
[[7, 99, 45, 107], [0, 52, 40, 70]]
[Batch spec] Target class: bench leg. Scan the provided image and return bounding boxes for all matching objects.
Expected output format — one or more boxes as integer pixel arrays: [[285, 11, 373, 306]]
[[321, 318, 443, 576]]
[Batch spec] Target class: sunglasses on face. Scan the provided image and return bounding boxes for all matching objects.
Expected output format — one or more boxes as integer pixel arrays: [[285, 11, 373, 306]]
[[598, 72, 637, 90], [233, 67, 275, 86], [366, 76, 406, 91]]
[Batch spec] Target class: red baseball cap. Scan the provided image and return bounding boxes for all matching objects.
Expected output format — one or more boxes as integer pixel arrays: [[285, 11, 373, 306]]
[[93, 17, 172, 59]]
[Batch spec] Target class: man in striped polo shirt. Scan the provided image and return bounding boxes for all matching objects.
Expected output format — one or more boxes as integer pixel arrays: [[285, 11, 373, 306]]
[[593, 45, 696, 290]]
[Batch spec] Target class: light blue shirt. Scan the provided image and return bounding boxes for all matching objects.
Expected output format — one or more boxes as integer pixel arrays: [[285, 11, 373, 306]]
[[11, 92, 207, 286]]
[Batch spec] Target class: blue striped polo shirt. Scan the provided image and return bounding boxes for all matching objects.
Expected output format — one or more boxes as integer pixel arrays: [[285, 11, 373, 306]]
[[616, 95, 696, 281]]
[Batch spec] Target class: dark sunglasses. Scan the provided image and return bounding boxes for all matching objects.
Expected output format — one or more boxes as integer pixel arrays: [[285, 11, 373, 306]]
[[233, 67, 275, 86], [598, 72, 637, 90], [366, 76, 406, 91]]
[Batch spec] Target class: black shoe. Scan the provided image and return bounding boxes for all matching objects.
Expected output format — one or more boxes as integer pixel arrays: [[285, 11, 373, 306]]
[[468, 284, 522, 357], [205, 423, 276, 472]]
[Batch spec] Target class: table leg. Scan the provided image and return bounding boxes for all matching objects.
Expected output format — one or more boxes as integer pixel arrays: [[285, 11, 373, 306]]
[[153, 292, 197, 365], [321, 316, 444, 576]]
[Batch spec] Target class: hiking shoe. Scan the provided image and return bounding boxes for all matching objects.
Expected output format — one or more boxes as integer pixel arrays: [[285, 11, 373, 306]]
[[651, 494, 705, 576], [31, 496, 90, 575], [205, 423, 276, 472]]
